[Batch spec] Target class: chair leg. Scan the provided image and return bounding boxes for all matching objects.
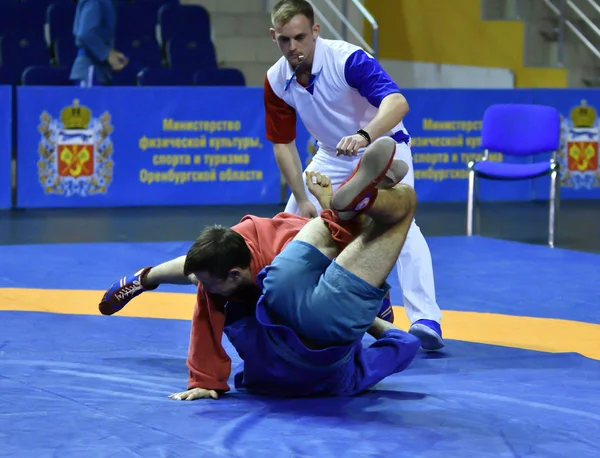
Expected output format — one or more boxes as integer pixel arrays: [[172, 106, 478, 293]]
[[474, 175, 481, 234], [467, 169, 475, 236], [548, 169, 558, 248]]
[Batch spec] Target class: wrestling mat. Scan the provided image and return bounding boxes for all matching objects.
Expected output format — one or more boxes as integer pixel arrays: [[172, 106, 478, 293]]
[[1, 236, 599, 457]]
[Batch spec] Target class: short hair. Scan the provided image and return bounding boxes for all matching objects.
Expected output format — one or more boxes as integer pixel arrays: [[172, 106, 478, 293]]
[[183, 225, 252, 279], [271, 0, 315, 27]]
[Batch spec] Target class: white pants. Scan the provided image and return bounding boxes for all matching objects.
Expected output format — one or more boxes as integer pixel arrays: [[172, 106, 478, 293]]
[[285, 142, 443, 324]]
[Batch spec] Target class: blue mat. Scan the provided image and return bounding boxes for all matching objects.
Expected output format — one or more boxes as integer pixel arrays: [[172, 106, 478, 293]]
[[1, 236, 600, 457]]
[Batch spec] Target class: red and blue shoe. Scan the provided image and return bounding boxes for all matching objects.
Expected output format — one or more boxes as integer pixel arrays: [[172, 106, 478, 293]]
[[409, 319, 445, 351], [331, 137, 397, 216], [377, 292, 394, 323], [98, 267, 156, 316]]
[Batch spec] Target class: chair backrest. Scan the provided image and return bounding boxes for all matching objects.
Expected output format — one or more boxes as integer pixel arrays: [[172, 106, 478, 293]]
[[0, 3, 46, 42], [481, 104, 561, 156], [194, 68, 246, 87], [22, 65, 72, 86], [2, 35, 51, 70], [46, 2, 76, 45], [137, 67, 191, 86], [158, 4, 211, 44], [53, 37, 78, 67], [111, 64, 142, 86], [115, 3, 157, 43], [167, 38, 217, 72], [118, 38, 163, 69]]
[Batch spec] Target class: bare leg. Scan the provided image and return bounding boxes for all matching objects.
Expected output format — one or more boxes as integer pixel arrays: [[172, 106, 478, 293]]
[[291, 218, 342, 261], [367, 316, 401, 339], [336, 184, 417, 288]]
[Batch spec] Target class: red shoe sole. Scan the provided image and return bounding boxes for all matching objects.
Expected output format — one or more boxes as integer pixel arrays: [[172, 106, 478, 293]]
[[331, 137, 396, 212]]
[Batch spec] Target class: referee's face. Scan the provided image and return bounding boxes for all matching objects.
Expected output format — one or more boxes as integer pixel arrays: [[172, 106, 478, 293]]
[[271, 14, 319, 69]]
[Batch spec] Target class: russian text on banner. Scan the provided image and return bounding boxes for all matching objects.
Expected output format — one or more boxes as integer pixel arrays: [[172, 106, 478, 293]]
[[16, 86, 281, 208]]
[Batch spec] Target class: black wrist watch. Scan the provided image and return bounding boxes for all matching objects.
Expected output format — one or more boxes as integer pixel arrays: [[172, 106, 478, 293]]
[[356, 129, 371, 145]]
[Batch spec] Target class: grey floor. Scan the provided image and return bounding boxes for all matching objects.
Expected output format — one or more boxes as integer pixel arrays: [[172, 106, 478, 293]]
[[0, 199, 597, 254]]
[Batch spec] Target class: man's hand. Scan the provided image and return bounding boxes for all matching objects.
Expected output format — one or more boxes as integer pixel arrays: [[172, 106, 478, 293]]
[[108, 49, 128, 72], [336, 133, 369, 156], [305, 171, 332, 209], [169, 388, 219, 401], [298, 200, 318, 218]]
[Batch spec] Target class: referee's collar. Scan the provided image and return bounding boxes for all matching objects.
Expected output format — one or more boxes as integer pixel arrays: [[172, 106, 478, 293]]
[[284, 36, 325, 88]]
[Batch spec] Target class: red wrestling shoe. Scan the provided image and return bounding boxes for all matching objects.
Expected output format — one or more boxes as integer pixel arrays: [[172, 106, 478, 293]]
[[331, 137, 396, 214], [378, 159, 409, 189]]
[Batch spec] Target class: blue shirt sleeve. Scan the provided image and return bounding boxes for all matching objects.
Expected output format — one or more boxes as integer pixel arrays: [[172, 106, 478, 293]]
[[352, 328, 420, 394], [344, 49, 401, 108], [74, 0, 111, 63]]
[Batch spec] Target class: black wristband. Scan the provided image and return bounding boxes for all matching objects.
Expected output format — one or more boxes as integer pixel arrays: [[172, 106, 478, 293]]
[[357, 129, 371, 145]]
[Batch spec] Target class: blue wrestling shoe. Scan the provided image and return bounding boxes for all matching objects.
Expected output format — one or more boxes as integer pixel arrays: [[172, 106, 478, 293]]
[[409, 319, 445, 351], [377, 292, 394, 323], [99, 267, 156, 316]]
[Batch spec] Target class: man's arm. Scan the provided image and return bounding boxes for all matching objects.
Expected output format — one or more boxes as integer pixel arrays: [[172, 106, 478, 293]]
[[274, 141, 313, 206], [185, 289, 231, 392], [142, 256, 198, 289], [75, 1, 127, 71], [75, 1, 111, 63], [264, 76, 317, 217], [337, 50, 410, 156], [170, 288, 231, 401], [360, 93, 409, 142]]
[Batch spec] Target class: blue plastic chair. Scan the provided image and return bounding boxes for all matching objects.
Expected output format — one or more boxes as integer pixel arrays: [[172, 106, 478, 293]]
[[466, 104, 561, 247], [21, 65, 72, 85], [158, 4, 211, 44], [166, 38, 218, 74], [1, 36, 52, 83], [115, 2, 158, 43], [53, 37, 78, 67], [46, 2, 76, 45], [0, 3, 46, 42]]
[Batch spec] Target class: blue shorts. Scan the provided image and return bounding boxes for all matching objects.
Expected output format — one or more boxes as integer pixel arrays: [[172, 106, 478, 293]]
[[261, 240, 390, 346]]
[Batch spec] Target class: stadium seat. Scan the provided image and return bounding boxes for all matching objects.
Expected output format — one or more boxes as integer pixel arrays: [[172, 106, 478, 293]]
[[1, 36, 51, 84], [117, 38, 164, 69], [115, 2, 159, 43], [137, 67, 192, 86], [193, 68, 246, 86], [21, 65, 72, 86], [158, 4, 211, 44], [46, 2, 76, 45], [0, 4, 21, 39], [166, 38, 217, 77], [110, 38, 164, 85], [53, 38, 78, 67], [111, 65, 144, 86], [0, 3, 46, 42]]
